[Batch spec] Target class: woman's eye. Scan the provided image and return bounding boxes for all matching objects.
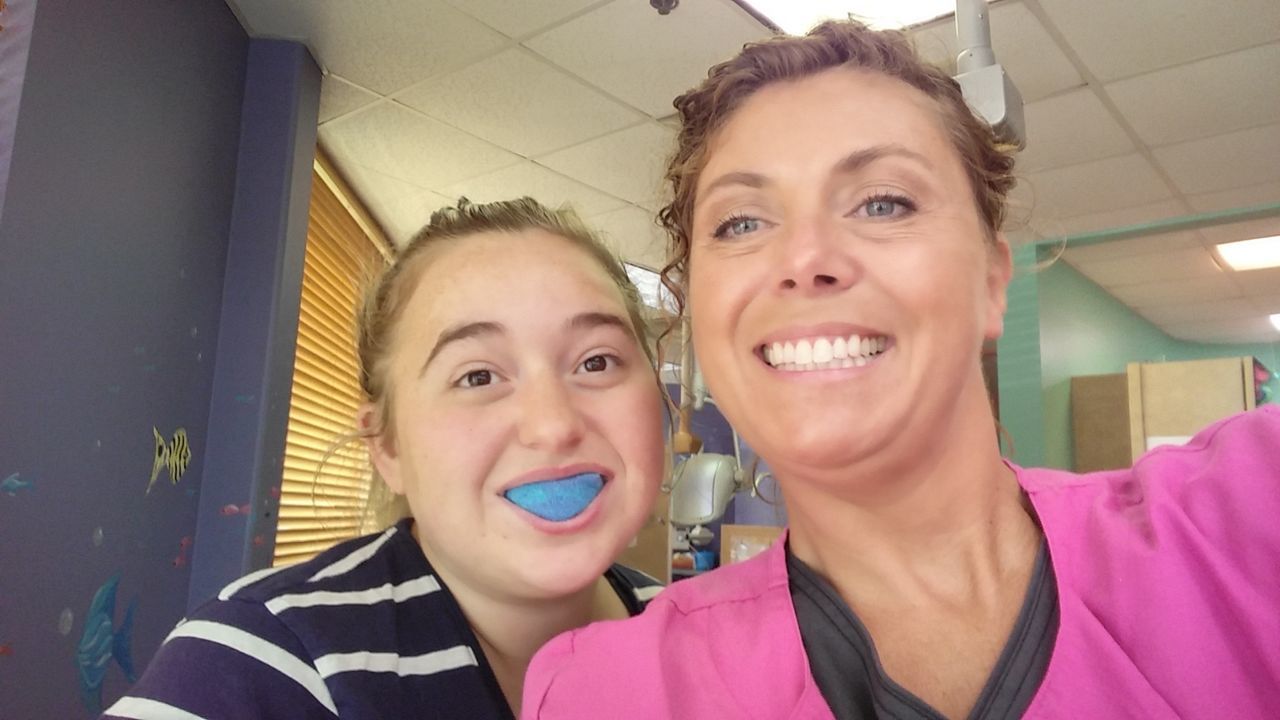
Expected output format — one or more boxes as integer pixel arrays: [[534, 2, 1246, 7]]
[[459, 369, 493, 388], [579, 355, 614, 373], [857, 195, 915, 219], [712, 215, 762, 240]]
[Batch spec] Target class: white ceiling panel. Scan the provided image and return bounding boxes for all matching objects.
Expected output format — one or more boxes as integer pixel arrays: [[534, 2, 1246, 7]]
[[1022, 153, 1172, 221], [1136, 298, 1261, 326], [911, 1, 1083, 102], [525, 0, 768, 117], [443, 0, 605, 38], [318, 76, 380, 124], [1108, 275, 1242, 308], [1036, 0, 1280, 82], [537, 122, 675, 210], [1200, 217, 1280, 246], [1027, 199, 1188, 239], [1016, 88, 1133, 173], [1161, 316, 1280, 345], [1187, 181, 1280, 214], [1154, 122, 1280, 196], [1069, 247, 1224, 287], [1106, 42, 1280, 148], [233, 0, 510, 95], [588, 205, 669, 270], [395, 48, 645, 158], [440, 161, 629, 218], [320, 103, 522, 191], [1061, 230, 1201, 263], [340, 164, 453, 246], [1233, 267, 1280, 295]]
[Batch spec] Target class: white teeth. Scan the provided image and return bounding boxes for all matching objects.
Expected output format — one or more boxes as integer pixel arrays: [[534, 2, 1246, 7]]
[[794, 339, 813, 365], [813, 337, 833, 363], [763, 334, 889, 370], [832, 336, 847, 359]]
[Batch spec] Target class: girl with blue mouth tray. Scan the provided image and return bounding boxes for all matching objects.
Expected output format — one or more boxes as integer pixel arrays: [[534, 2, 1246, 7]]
[[104, 198, 668, 719]]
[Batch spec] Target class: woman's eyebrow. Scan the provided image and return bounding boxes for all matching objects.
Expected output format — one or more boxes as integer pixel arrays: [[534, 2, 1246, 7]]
[[700, 144, 935, 200], [422, 321, 504, 375]]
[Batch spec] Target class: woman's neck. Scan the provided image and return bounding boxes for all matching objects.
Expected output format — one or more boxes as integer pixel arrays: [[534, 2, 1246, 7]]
[[418, 533, 628, 715], [783, 378, 1040, 609]]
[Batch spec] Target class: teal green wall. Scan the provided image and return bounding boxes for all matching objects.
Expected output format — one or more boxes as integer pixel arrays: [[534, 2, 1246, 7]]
[[1036, 260, 1279, 470], [997, 245, 1046, 466]]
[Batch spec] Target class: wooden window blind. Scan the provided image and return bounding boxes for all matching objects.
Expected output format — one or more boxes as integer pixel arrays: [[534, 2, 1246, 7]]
[[273, 157, 391, 566]]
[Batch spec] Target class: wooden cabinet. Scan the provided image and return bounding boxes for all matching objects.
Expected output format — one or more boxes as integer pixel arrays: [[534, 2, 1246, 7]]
[[1071, 356, 1261, 472]]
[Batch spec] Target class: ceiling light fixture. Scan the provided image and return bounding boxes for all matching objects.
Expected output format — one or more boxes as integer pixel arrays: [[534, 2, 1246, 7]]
[[1216, 235, 1280, 272], [737, 0, 976, 33], [1270, 314, 1280, 332]]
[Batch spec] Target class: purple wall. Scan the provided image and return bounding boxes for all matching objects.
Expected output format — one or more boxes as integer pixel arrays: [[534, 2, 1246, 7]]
[[0, 3, 312, 716]]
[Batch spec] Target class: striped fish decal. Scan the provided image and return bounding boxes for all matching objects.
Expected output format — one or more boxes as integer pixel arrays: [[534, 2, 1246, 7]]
[[146, 427, 192, 494]]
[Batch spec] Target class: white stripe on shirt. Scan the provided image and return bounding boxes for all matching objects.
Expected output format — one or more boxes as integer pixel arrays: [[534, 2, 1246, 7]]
[[265, 575, 441, 615], [218, 565, 290, 601], [166, 620, 337, 715], [633, 585, 664, 602], [314, 645, 478, 680], [308, 526, 397, 582], [104, 696, 209, 720]]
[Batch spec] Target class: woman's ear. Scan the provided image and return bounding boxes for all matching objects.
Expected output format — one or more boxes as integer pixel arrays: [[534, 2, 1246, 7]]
[[359, 402, 404, 495], [983, 233, 1014, 340]]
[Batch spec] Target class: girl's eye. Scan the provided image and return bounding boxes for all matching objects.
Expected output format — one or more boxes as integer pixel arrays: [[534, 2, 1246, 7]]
[[459, 369, 493, 388], [579, 354, 614, 373], [856, 194, 915, 219], [712, 215, 763, 240]]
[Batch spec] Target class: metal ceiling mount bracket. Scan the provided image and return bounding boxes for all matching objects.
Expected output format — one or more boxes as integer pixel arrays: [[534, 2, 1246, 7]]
[[953, 0, 1026, 149]]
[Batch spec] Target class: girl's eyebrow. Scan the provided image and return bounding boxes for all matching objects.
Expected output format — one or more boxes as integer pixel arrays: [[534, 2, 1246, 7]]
[[422, 321, 504, 375]]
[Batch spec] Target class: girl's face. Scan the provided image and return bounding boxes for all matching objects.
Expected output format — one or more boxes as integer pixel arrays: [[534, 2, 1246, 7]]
[[368, 229, 664, 601], [687, 68, 1011, 483]]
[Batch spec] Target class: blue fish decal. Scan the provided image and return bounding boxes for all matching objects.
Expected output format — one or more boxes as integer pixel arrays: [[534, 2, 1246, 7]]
[[1, 472, 33, 496], [76, 575, 137, 713]]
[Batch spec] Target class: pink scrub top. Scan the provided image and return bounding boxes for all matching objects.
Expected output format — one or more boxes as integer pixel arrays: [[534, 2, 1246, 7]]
[[523, 406, 1280, 719]]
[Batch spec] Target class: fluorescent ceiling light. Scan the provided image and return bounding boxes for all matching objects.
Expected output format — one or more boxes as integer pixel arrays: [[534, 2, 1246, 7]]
[[624, 263, 676, 312], [1216, 235, 1280, 271], [1271, 314, 1280, 332], [740, 0, 974, 33]]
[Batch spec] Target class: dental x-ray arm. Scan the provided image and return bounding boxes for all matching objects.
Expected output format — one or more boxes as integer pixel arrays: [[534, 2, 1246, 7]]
[[953, 0, 1026, 150]]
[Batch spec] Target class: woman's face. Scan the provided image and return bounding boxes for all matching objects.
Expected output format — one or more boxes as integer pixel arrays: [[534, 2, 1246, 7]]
[[688, 68, 1011, 482], [369, 229, 664, 601]]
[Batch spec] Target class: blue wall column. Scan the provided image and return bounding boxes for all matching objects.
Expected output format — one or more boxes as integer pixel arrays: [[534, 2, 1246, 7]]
[[187, 40, 321, 609]]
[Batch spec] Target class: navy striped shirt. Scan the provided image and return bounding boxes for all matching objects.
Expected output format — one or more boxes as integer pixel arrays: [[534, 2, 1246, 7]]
[[102, 519, 662, 720]]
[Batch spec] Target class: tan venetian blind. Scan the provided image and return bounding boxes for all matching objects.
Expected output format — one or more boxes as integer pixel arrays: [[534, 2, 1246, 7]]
[[273, 156, 391, 566]]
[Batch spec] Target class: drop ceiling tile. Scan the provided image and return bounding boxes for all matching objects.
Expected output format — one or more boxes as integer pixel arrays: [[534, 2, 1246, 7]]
[[233, 0, 509, 95], [396, 48, 645, 157], [1252, 294, 1280, 313], [1154, 123, 1280, 195], [320, 103, 522, 190], [440, 161, 628, 218], [911, 2, 1083, 102], [1070, 247, 1224, 287], [538, 122, 675, 210], [1187, 181, 1280, 213], [1037, 0, 1280, 81], [1016, 89, 1133, 173], [1161, 316, 1280, 345], [1233, 267, 1280, 294], [443, 0, 603, 38], [526, 0, 769, 117], [1134, 298, 1259, 326], [338, 163, 454, 246], [1106, 43, 1280, 148], [1027, 199, 1188, 239], [1200, 217, 1280, 245], [1022, 153, 1173, 222], [1062, 230, 1202, 263], [318, 76, 381, 124], [587, 205, 668, 270], [1108, 275, 1241, 308]]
